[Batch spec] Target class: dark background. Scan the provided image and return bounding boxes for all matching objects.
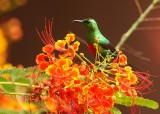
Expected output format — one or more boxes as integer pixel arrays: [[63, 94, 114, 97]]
[[1, 0, 160, 113]]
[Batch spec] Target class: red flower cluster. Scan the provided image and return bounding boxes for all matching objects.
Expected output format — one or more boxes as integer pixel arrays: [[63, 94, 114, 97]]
[[33, 32, 153, 113], [36, 44, 55, 70], [34, 33, 118, 113]]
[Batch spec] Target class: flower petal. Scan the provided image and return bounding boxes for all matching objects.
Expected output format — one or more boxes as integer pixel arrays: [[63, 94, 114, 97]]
[[36, 53, 46, 64], [55, 40, 67, 51], [42, 44, 54, 54]]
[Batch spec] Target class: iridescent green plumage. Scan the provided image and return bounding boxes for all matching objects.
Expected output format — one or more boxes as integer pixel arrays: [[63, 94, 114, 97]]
[[73, 18, 116, 57]]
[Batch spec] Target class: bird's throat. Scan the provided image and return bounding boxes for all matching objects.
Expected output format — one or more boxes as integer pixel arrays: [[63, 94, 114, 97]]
[[87, 43, 96, 55]]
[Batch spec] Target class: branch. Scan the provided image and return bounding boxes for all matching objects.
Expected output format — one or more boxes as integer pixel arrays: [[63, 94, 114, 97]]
[[116, 0, 160, 50], [137, 26, 160, 30], [135, 0, 143, 14], [144, 17, 160, 21], [152, 5, 160, 9]]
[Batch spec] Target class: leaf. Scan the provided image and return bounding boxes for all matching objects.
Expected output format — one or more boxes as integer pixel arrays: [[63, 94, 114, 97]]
[[35, 73, 49, 83], [110, 107, 121, 114], [15, 77, 31, 95], [0, 76, 15, 92], [0, 110, 31, 114], [115, 93, 159, 109], [15, 78, 30, 84], [0, 67, 40, 81], [0, 110, 19, 114]]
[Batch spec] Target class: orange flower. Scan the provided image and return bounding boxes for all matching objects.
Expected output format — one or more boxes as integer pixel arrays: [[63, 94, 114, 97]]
[[42, 44, 54, 54], [0, 94, 21, 111], [35, 31, 152, 113], [55, 40, 67, 51], [46, 57, 72, 76], [36, 53, 46, 64], [44, 97, 57, 113], [39, 61, 49, 70], [120, 84, 137, 97], [65, 33, 75, 44], [78, 62, 90, 75], [124, 66, 132, 73], [124, 66, 137, 84], [69, 68, 79, 80], [45, 64, 56, 76], [88, 84, 114, 113], [45, 57, 80, 88], [110, 63, 123, 74], [74, 80, 81, 84], [56, 57, 72, 71], [118, 54, 127, 65], [36, 44, 56, 70], [90, 84, 98, 94], [65, 33, 79, 51], [72, 41, 80, 51], [53, 33, 80, 59], [129, 73, 138, 84]]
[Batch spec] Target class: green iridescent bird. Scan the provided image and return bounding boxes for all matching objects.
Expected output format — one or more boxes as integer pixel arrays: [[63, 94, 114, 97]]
[[72, 18, 117, 57]]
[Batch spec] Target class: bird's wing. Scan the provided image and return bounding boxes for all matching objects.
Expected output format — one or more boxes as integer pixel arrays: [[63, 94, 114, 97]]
[[97, 35, 116, 53], [68, 31, 88, 45], [99, 42, 116, 53]]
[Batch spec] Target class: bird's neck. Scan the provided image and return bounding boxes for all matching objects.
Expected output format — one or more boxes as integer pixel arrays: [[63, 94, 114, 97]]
[[86, 27, 102, 43]]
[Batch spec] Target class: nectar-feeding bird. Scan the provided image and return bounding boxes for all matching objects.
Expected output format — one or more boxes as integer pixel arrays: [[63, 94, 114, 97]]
[[72, 18, 117, 57], [72, 18, 143, 71]]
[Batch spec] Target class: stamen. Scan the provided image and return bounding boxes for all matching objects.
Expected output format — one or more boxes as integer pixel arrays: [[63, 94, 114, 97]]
[[36, 18, 55, 45], [133, 71, 155, 95]]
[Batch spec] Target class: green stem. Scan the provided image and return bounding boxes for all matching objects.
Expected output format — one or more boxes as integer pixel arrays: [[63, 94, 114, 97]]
[[0, 92, 48, 96], [0, 82, 32, 87], [0, 92, 33, 96], [0, 81, 49, 89], [116, 0, 160, 49], [79, 53, 95, 67]]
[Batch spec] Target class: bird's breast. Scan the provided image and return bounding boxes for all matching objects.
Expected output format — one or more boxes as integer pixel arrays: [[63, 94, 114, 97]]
[[87, 43, 96, 55]]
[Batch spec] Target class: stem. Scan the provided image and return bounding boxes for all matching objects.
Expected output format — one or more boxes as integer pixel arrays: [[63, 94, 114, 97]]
[[80, 54, 95, 67], [116, 0, 160, 50], [0, 81, 50, 89], [0, 92, 33, 96], [137, 26, 160, 30], [75, 53, 84, 62], [135, 0, 143, 14], [0, 82, 33, 87], [144, 17, 160, 21], [0, 82, 49, 96], [152, 5, 160, 10]]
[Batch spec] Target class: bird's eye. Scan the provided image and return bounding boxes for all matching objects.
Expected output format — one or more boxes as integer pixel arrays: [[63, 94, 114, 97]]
[[83, 21, 90, 24]]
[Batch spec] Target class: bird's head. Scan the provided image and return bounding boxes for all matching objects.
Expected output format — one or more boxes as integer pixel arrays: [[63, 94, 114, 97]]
[[72, 18, 99, 31]]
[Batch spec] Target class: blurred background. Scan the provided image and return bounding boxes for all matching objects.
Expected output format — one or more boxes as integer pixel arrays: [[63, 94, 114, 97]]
[[0, 0, 159, 113]]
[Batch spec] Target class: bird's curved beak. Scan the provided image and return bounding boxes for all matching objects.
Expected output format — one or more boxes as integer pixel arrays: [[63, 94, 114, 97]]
[[72, 20, 83, 23]]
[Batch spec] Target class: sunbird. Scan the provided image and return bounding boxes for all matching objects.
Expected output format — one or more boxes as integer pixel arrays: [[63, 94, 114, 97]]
[[72, 18, 117, 57], [72, 18, 142, 71]]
